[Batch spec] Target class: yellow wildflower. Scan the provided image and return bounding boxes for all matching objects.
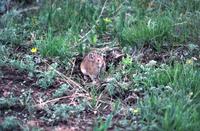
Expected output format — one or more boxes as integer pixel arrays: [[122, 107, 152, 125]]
[[31, 47, 38, 53], [186, 59, 193, 65], [133, 108, 139, 114], [130, 108, 140, 114], [103, 18, 112, 24]]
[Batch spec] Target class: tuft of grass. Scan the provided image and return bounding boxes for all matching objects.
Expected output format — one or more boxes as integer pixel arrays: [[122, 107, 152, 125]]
[[121, 16, 172, 47], [36, 32, 70, 59], [145, 63, 200, 92], [39, 0, 99, 33], [94, 114, 113, 131], [115, 0, 200, 48]]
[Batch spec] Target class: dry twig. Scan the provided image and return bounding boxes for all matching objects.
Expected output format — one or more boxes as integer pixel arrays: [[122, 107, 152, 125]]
[[33, 92, 91, 108]]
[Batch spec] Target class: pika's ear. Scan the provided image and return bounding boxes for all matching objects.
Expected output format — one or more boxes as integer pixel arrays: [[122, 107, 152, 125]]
[[88, 53, 94, 60]]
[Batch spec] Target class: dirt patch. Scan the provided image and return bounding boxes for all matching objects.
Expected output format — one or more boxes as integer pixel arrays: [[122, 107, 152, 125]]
[[0, 66, 115, 130]]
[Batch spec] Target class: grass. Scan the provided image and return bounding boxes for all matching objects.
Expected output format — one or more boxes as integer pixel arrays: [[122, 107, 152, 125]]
[[0, 0, 200, 130], [121, 16, 172, 48], [138, 90, 200, 131], [35, 32, 71, 59], [136, 63, 200, 130]]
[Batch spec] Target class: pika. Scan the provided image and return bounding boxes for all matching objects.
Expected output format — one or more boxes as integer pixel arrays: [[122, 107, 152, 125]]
[[80, 51, 106, 84]]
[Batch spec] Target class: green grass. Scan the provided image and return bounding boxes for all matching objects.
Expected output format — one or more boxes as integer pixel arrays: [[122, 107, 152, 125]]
[[0, 0, 200, 130], [143, 63, 200, 93], [36, 32, 71, 59], [39, 0, 99, 33], [116, 0, 200, 48], [121, 16, 172, 47], [134, 63, 200, 130], [138, 90, 200, 131]]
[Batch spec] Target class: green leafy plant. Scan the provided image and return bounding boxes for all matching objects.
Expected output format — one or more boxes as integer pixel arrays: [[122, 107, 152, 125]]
[[0, 97, 19, 109], [53, 84, 69, 98], [46, 104, 85, 122], [36, 63, 57, 89], [8, 55, 36, 72], [122, 55, 133, 67], [0, 116, 21, 130]]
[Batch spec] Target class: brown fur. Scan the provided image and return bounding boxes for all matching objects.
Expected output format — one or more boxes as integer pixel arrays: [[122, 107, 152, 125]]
[[80, 51, 106, 83]]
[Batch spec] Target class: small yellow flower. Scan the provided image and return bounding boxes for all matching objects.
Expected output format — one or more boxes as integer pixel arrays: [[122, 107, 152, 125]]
[[103, 18, 112, 24], [31, 47, 38, 53], [186, 59, 193, 65], [130, 108, 140, 114], [133, 108, 139, 114]]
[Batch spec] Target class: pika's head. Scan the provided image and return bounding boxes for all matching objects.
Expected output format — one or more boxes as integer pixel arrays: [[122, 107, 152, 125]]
[[87, 52, 105, 67]]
